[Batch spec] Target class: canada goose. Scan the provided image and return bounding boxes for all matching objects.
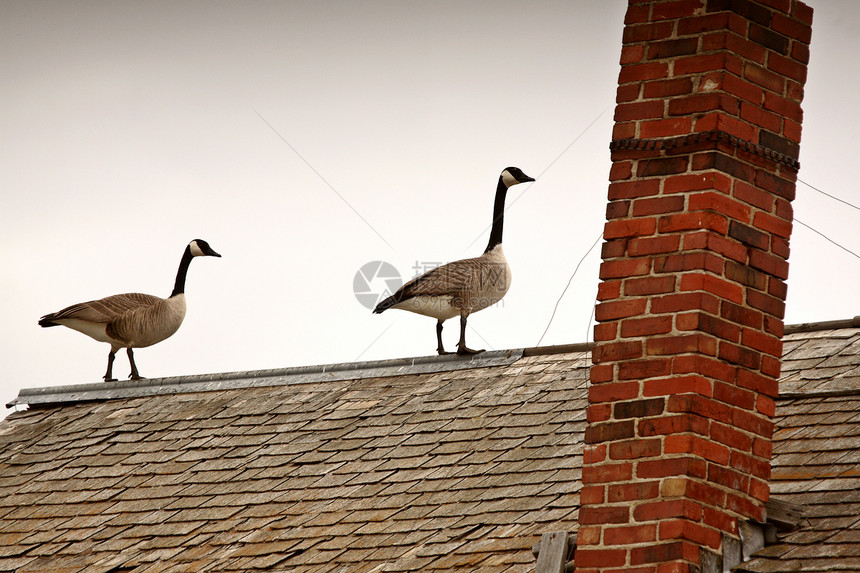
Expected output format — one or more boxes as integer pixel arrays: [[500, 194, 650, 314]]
[[374, 167, 534, 355], [39, 239, 221, 381]]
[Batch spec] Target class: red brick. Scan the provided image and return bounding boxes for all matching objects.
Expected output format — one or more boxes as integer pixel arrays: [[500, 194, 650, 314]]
[[740, 101, 783, 132], [703, 507, 738, 534], [663, 172, 732, 195], [594, 322, 619, 342], [708, 464, 750, 492], [731, 450, 771, 480], [741, 328, 782, 357], [753, 210, 792, 238], [582, 462, 634, 485], [654, 252, 724, 275], [644, 77, 695, 99], [622, 315, 675, 337], [683, 231, 748, 264], [630, 541, 701, 566], [685, 479, 727, 507], [638, 457, 706, 480], [763, 91, 803, 123], [752, 437, 772, 459], [680, 273, 744, 305], [624, 276, 678, 297], [756, 394, 775, 417], [598, 280, 622, 302], [668, 393, 733, 422], [600, 257, 651, 280], [718, 341, 761, 370], [695, 113, 760, 144], [609, 179, 661, 200], [689, 191, 752, 222], [647, 334, 717, 356], [629, 234, 681, 256], [590, 380, 641, 403], [638, 156, 691, 177], [615, 397, 666, 419], [668, 93, 738, 116], [728, 220, 769, 249], [723, 31, 767, 63], [680, 310, 741, 342], [768, 51, 808, 84], [736, 369, 779, 397], [726, 491, 766, 521], [574, 548, 628, 568], [747, 289, 786, 318], [652, 0, 704, 20], [720, 72, 765, 105], [749, 477, 769, 503], [616, 100, 666, 122], [732, 408, 773, 439], [621, 44, 646, 65], [602, 239, 628, 260], [745, 63, 786, 93], [610, 161, 634, 181], [725, 261, 767, 290], [623, 21, 675, 43], [584, 445, 607, 465], [711, 422, 752, 451], [721, 300, 763, 329], [588, 403, 612, 422], [611, 438, 663, 460], [665, 434, 731, 465], [620, 62, 671, 83], [606, 200, 631, 220], [591, 364, 615, 384], [760, 355, 781, 379], [639, 413, 710, 437], [633, 499, 703, 522], [755, 170, 796, 201], [672, 354, 735, 383], [606, 523, 658, 546], [658, 520, 722, 549], [658, 211, 729, 234], [592, 340, 643, 364], [608, 481, 661, 503], [634, 195, 687, 217], [675, 53, 742, 76], [733, 180, 774, 211], [651, 292, 720, 315], [641, 117, 694, 138], [644, 375, 714, 399], [714, 381, 755, 410], [604, 218, 657, 239], [619, 359, 673, 380], [580, 484, 605, 504], [587, 421, 636, 445], [595, 298, 648, 321], [748, 249, 789, 279]]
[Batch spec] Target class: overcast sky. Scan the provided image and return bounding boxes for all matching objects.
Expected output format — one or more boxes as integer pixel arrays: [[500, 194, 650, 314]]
[[2, 1, 858, 419]]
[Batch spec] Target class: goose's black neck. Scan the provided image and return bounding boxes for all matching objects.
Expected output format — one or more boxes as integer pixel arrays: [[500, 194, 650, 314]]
[[171, 246, 194, 297], [484, 177, 508, 253]]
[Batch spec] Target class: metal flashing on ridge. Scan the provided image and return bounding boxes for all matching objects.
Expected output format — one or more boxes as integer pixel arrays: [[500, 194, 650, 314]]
[[7, 348, 524, 408]]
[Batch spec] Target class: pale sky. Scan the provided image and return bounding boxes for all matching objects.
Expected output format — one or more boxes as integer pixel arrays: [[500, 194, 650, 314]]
[[2, 1, 858, 420]]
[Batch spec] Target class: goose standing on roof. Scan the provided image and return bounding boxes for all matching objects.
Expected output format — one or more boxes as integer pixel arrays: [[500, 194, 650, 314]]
[[374, 167, 535, 355], [39, 239, 221, 381]]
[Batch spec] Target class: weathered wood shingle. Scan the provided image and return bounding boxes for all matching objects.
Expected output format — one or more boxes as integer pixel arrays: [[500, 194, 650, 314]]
[[0, 349, 589, 572]]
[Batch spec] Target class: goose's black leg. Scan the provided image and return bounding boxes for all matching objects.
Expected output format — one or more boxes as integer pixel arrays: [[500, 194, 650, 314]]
[[456, 313, 484, 355], [436, 320, 454, 355], [104, 350, 117, 382], [127, 348, 144, 380]]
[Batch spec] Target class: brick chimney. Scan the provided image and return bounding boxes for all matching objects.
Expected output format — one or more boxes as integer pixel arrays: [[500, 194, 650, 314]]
[[576, 1, 812, 571]]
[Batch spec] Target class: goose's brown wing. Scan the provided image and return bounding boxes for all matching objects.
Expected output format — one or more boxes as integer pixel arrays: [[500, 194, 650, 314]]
[[39, 293, 163, 326]]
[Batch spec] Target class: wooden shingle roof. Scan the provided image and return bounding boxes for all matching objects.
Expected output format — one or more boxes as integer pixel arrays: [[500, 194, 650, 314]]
[[0, 347, 589, 572], [1, 319, 859, 572]]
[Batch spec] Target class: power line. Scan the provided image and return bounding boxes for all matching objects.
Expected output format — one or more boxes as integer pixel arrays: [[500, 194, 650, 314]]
[[798, 178, 860, 213]]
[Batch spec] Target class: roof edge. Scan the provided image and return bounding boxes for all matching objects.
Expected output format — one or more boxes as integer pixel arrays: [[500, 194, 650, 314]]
[[7, 349, 526, 409], [783, 316, 860, 335]]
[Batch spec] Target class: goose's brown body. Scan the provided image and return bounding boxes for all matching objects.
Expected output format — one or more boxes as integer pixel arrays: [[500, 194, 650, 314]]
[[39, 239, 220, 381]]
